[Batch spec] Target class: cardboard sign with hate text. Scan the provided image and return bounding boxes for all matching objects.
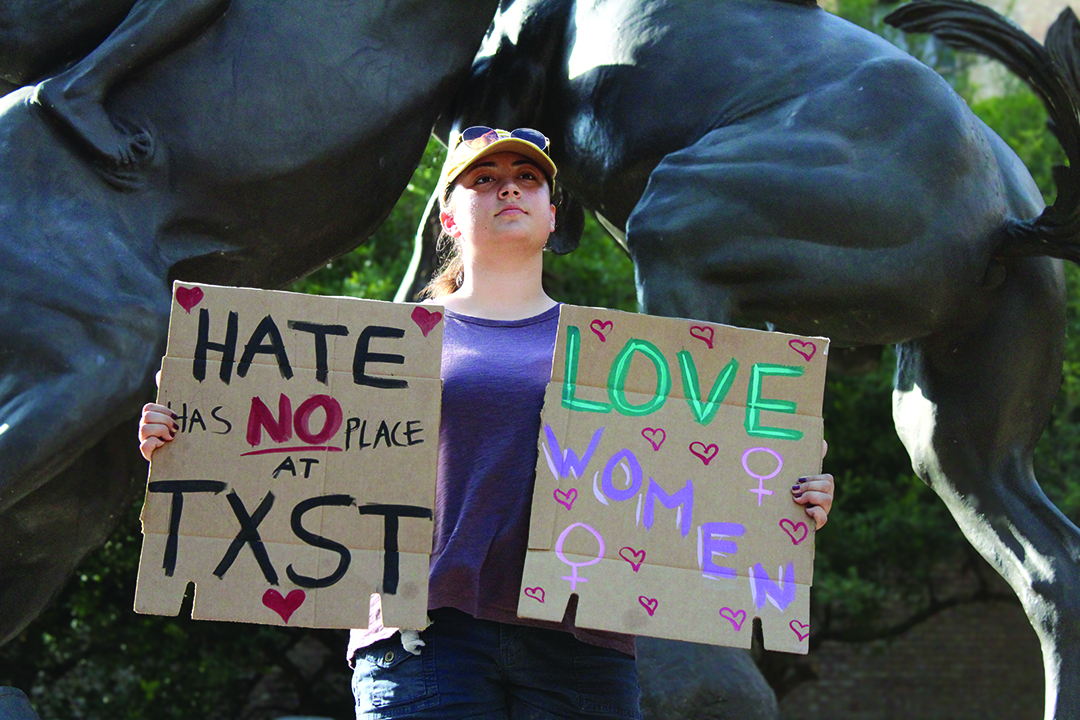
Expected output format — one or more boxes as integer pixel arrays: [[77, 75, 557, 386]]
[[135, 282, 444, 630], [518, 306, 828, 653]]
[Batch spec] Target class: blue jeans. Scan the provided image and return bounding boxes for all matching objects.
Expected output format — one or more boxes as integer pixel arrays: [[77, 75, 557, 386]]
[[352, 608, 642, 719]]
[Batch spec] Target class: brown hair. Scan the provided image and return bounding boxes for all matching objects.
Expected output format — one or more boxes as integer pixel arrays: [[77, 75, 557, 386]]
[[419, 169, 554, 300]]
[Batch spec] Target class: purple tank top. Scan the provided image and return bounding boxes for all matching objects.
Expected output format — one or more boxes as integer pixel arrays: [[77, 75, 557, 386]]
[[349, 305, 633, 659]]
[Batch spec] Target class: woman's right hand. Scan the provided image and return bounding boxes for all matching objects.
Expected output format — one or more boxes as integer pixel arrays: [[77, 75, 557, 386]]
[[139, 402, 178, 461]]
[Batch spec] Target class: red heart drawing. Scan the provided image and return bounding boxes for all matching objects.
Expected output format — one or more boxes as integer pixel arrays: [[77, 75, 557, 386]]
[[641, 427, 666, 451], [689, 442, 719, 466], [619, 546, 646, 572], [263, 588, 305, 624], [524, 587, 545, 603], [780, 518, 809, 545], [590, 319, 613, 342], [790, 619, 809, 641], [554, 487, 577, 511], [789, 339, 816, 361], [175, 286, 204, 313], [638, 596, 658, 616], [690, 325, 715, 349], [719, 607, 746, 631], [412, 307, 444, 337]]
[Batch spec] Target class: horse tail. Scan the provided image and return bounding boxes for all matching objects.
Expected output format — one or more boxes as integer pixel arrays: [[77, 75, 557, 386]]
[[886, 0, 1080, 263]]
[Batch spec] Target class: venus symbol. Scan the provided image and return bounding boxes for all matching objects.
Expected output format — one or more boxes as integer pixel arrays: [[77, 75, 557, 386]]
[[555, 522, 605, 592]]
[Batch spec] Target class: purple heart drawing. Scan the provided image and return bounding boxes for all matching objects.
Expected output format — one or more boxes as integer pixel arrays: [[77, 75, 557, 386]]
[[524, 587, 545, 603], [789, 339, 816, 361], [790, 620, 810, 641], [619, 546, 646, 572], [638, 596, 658, 616], [175, 285, 204, 313], [590, 319, 613, 342], [780, 518, 809, 545], [689, 325, 715, 349], [719, 607, 746, 631], [554, 488, 577, 511], [411, 307, 444, 337], [641, 427, 666, 451], [689, 442, 719, 466]]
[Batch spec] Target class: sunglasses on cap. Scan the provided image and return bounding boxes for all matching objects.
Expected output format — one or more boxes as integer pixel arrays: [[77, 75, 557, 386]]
[[456, 126, 550, 153]]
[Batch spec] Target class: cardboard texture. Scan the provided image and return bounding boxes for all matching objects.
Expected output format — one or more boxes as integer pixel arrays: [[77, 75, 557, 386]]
[[518, 306, 828, 653], [135, 282, 444, 630]]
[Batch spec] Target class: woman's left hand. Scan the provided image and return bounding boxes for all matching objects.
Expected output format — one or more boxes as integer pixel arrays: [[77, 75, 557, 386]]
[[791, 440, 834, 529]]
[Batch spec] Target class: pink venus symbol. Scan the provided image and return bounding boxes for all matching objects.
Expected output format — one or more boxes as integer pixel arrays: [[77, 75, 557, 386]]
[[555, 522, 605, 591]]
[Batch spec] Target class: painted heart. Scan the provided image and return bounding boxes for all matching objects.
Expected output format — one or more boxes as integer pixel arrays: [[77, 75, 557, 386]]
[[790, 619, 810, 641], [175, 285, 204, 313], [590, 319, 613, 342], [554, 487, 577, 511], [638, 596, 658, 616], [619, 546, 646, 572], [524, 587, 545, 603], [719, 607, 746, 632], [641, 427, 666, 451], [262, 588, 305, 624], [689, 325, 715, 349], [411, 307, 444, 337], [789, 339, 816, 361], [689, 442, 719, 466], [780, 518, 809, 545]]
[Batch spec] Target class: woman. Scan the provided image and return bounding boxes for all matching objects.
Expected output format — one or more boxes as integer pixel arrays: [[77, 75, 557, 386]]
[[139, 127, 836, 719]]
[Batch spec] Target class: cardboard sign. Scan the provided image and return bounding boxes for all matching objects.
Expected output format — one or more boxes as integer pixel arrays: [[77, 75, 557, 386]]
[[518, 306, 828, 653], [135, 282, 444, 630]]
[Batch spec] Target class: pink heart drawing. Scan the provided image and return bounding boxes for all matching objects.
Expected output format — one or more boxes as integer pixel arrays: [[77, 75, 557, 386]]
[[641, 427, 666, 451], [619, 546, 646, 572], [411, 307, 444, 337], [689, 442, 719, 466], [524, 587, 545, 603], [638, 596, 659, 616], [590, 319, 613, 342], [780, 518, 809, 545], [262, 588, 305, 624], [789, 339, 816, 361], [175, 285, 204, 313], [689, 325, 715, 349], [554, 488, 577, 511], [719, 607, 746, 632], [790, 619, 810, 641]]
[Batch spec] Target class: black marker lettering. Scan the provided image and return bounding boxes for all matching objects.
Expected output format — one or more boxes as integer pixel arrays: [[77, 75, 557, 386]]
[[287, 494, 355, 589], [299, 458, 319, 478], [238, 315, 293, 380], [194, 308, 238, 383], [211, 406, 232, 435], [273, 457, 296, 478], [352, 326, 408, 389], [288, 321, 349, 384], [189, 408, 207, 432], [404, 420, 424, 446], [356, 504, 433, 594], [214, 491, 278, 584], [148, 480, 227, 576]]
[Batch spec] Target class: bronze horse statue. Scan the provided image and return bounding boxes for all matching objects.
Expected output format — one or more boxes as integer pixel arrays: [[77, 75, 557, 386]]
[[2, 0, 1080, 716], [413, 0, 1080, 715], [0, 0, 503, 645]]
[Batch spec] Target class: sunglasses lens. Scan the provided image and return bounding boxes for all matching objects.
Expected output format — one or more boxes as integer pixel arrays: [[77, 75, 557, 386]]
[[460, 126, 498, 149], [510, 128, 549, 151]]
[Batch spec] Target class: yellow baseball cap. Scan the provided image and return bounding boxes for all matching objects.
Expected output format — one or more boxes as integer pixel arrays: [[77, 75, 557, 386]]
[[441, 126, 557, 195]]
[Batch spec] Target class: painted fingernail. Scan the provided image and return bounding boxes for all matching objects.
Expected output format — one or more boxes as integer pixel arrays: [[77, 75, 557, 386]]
[[170, 412, 179, 420], [172, 423, 179, 432], [798, 477, 807, 484], [791, 484, 801, 491]]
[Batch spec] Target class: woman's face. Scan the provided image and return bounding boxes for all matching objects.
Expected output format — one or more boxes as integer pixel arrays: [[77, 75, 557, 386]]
[[440, 151, 556, 256]]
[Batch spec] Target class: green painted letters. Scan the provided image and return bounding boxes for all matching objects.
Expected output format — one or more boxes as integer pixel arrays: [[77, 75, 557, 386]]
[[678, 350, 738, 426], [562, 326, 612, 413], [608, 339, 671, 416], [745, 363, 804, 440]]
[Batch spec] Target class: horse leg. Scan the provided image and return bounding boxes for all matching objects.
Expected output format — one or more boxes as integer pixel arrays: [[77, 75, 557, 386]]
[[894, 257, 1079, 719], [34, 0, 230, 165]]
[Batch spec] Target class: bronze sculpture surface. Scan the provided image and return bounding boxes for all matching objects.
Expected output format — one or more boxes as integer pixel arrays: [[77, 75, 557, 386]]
[[1, 0, 1079, 716]]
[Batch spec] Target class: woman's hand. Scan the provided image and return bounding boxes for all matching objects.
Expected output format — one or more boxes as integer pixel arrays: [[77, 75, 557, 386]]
[[791, 440, 834, 529], [138, 402, 178, 461]]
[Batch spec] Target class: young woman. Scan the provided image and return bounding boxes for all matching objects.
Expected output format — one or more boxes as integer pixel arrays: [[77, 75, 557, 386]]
[[139, 127, 836, 719]]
